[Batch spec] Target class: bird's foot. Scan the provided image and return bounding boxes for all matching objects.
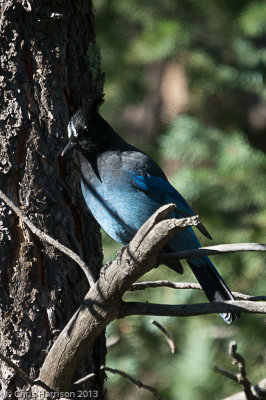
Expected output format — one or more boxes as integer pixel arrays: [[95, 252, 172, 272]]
[[116, 245, 127, 260], [100, 261, 112, 279], [100, 246, 127, 279]]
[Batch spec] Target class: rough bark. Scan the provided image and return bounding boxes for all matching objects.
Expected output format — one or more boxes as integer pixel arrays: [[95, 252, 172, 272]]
[[0, 0, 104, 398]]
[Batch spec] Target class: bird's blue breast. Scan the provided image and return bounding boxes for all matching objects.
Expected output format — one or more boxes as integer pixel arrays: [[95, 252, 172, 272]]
[[80, 154, 160, 244]]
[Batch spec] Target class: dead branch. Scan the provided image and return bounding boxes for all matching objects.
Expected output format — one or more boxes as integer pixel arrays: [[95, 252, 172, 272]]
[[213, 365, 238, 382], [34, 204, 199, 393], [130, 280, 266, 301], [229, 341, 255, 400], [216, 341, 260, 400], [161, 243, 266, 263], [119, 300, 266, 318], [151, 320, 176, 354], [0, 351, 34, 386], [74, 364, 163, 399], [102, 365, 162, 400], [0, 188, 95, 286], [131, 280, 202, 291], [74, 373, 96, 385]]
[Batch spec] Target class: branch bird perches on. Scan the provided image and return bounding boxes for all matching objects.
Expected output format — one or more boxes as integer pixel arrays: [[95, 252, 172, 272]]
[[0, 189, 266, 395]]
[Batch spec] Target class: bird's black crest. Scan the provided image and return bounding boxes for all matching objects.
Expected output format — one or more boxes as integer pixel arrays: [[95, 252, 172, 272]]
[[65, 94, 110, 156], [81, 94, 105, 120]]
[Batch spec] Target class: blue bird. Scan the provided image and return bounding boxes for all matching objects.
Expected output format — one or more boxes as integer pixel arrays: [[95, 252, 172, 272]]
[[62, 99, 238, 324]]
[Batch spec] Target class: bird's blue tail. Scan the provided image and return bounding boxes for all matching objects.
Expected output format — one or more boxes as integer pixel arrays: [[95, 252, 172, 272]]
[[187, 256, 238, 324]]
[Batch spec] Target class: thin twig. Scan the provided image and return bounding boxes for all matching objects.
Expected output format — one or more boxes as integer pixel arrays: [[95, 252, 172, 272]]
[[151, 320, 176, 354], [214, 365, 238, 382], [161, 243, 266, 263], [101, 365, 162, 400], [0, 351, 34, 386], [74, 373, 96, 385], [229, 341, 255, 400], [215, 342, 257, 400], [74, 365, 163, 399], [131, 281, 202, 291], [130, 280, 266, 301], [120, 300, 266, 318], [0, 188, 95, 287], [0, 352, 59, 393]]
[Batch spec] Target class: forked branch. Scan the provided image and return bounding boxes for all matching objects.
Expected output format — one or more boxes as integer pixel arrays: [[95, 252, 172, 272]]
[[215, 341, 263, 400], [1, 193, 265, 396], [35, 204, 199, 393]]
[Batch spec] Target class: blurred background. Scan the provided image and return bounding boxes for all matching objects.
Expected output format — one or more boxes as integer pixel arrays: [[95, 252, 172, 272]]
[[94, 1, 266, 398]]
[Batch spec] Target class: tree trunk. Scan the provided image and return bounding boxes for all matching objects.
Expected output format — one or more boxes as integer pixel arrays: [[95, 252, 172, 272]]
[[0, 0, 105, 398]]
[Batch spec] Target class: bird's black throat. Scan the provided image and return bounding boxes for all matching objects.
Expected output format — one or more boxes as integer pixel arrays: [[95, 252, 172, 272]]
[[77, 114, 112, 158]]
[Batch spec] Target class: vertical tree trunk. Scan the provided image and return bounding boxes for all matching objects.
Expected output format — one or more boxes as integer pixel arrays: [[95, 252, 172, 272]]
[[0, 0, 105, 398]]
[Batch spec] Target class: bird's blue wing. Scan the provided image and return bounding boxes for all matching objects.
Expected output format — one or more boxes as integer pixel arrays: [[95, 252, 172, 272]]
[[132, 174, 194, 216], [131, 173, 212, 239]]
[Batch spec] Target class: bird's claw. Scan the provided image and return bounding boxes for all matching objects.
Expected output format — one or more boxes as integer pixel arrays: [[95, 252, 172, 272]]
[[116, 246, 127, 259], [100, 261, 112, 279]]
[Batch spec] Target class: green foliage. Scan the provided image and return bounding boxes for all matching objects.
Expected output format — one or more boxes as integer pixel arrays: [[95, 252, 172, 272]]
[[239, 2, 266, 37], [94, 0, 266, 398]]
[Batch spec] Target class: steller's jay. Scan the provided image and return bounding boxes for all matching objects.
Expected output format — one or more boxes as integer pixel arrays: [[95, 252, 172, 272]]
[[62, 98, 238, 324]]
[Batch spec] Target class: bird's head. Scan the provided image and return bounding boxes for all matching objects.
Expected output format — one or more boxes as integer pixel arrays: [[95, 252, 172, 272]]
[[61, 95, 106, 157]]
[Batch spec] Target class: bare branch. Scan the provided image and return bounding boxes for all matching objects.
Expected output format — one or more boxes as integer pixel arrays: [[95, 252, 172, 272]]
[[0, 188, 95, 287], [0, 351, 34, 386], [74, 373, 96, 385], [214, 365, 238, 382], [102, 365, 162, 400], [151, 320, 176, 354], [119, 300, 266, 318], [229, 341, 255, 400], [27, 202, 265, 394], [131, 280, 202, 291], [130, 280, 266, 301], [36, 204, 199, 392], [73, 364, 163, 399], [161, 243, 266, 263], [215, 341, 260, 400]]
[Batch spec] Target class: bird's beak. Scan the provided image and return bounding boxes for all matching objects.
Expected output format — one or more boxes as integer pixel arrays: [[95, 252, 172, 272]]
[[61, 141, 76, 156]]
